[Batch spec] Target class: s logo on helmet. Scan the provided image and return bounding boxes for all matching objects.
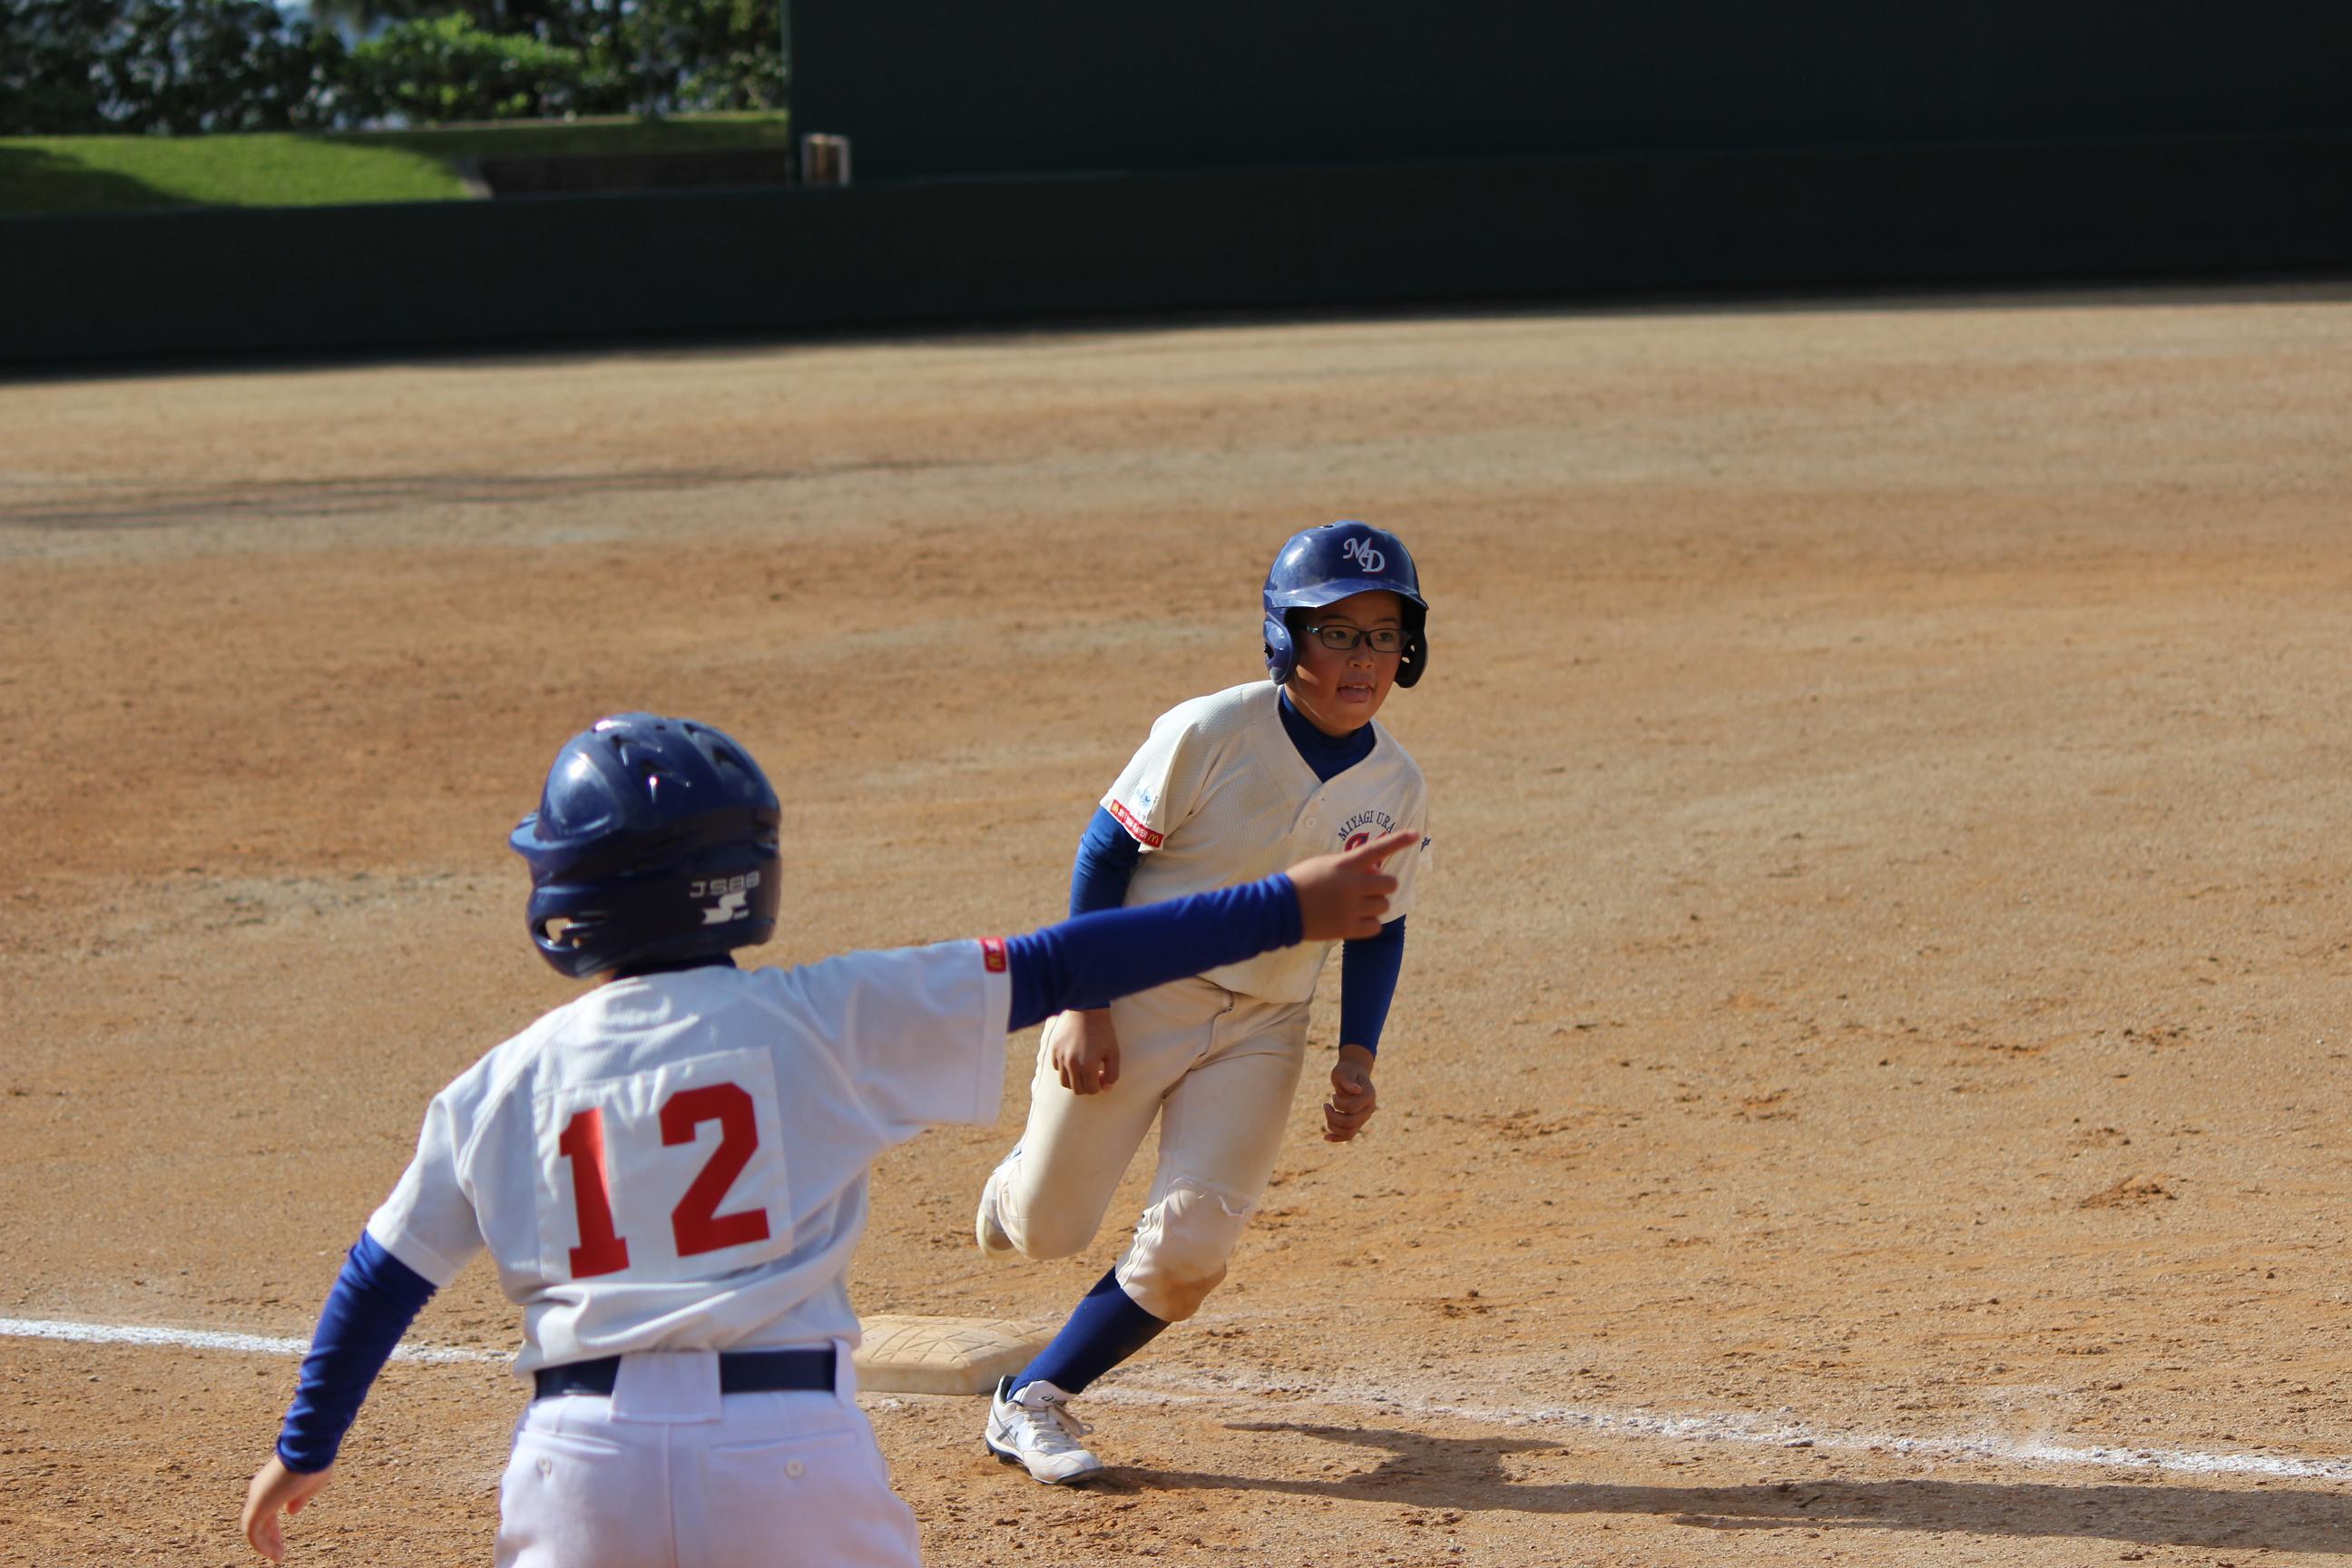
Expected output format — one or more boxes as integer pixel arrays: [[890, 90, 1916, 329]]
[[691, 869, 762, 925], [1341, 535, 1387, 573]]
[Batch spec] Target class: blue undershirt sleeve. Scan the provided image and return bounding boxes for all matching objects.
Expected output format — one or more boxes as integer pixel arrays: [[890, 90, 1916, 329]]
[[275, 1231, 438, 1473], [1338, 915, 1407, 1056], [1005, 875, 1302, 1030], [1069, 806, 1143, 917]]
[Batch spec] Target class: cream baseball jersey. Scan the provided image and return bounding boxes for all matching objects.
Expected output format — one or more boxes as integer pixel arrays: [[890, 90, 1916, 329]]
[[366, 942, 1011, 1375], [1105, 681, 1427, 1004]]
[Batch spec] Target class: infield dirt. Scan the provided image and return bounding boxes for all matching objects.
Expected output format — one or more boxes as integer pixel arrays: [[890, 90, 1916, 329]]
[[4, 288, 2349, 1566]]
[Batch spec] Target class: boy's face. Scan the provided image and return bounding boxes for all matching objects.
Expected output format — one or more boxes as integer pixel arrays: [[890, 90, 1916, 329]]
[[1284, 589, 1406, 738]]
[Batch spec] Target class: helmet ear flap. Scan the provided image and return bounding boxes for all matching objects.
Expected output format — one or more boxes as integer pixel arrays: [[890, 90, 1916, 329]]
[[1262, 612, 1296, 684], [1396, 627, 1428, 688]]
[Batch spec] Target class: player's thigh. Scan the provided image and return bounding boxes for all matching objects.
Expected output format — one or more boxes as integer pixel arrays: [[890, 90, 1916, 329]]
[[693, 1399, 920, 1568], [1007, 1004, 1195, 1231], [495, 1408, 666, 1568], [1153, 1012, 1309, 1200]]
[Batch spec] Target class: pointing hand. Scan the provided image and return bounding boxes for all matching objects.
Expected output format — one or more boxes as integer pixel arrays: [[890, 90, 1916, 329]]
[[1288, 832, 1417, 942]]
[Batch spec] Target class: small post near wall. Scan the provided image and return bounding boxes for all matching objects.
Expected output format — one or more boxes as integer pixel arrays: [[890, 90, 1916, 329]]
[[800, 134, 853, 187]]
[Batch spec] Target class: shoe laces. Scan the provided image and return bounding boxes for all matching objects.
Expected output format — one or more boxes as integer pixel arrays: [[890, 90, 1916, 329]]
[[1015, 1389, 1093, 1451]]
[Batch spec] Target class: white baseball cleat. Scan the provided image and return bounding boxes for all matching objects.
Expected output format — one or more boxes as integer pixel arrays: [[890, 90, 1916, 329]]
[[975, 1160, 1015, 1259], [985, 1377, 1105, 1485]]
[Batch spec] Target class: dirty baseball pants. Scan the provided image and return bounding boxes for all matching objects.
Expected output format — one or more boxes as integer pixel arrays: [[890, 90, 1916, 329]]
[[992, 976, 1312, 1321], [495, 1347, 918, 1568]]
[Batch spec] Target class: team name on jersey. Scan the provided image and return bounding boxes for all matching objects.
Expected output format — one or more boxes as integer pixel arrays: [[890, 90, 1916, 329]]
[[1337, 808, 1397, 850]]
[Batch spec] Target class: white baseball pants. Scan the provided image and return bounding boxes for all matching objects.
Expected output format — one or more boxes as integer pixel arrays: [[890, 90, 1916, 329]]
[[992, 976, 1311, 1321], [494, 1347, 919, 1568]]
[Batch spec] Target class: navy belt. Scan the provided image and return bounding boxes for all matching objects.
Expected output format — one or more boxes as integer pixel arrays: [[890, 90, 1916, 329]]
[[533, 1348, 837, 1401]]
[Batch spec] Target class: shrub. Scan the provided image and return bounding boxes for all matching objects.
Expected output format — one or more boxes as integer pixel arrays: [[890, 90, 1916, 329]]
[[2, 0, 345, 135], [345, 14, 588, 124]]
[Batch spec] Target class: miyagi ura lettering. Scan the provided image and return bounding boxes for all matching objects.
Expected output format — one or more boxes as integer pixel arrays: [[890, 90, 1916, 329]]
[[1338, 808, 1397, 851]]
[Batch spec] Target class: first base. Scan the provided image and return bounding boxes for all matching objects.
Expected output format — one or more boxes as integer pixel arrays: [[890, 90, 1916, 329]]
[[854, 1316, 1052, 1396]]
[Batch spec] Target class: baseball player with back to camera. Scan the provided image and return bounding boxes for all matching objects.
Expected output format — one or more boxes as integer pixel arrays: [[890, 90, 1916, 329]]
[[238, 712, 1412, 1565], [975, 520, 1432, 1483]]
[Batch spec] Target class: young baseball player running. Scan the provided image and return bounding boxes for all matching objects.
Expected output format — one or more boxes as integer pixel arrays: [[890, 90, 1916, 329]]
[[974, 520, 1432, 1484], [239, 712, 1410, 1566]]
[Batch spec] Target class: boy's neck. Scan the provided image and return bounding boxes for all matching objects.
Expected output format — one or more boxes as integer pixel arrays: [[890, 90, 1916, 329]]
[[1277, 690, 1377, 784], [594, 954, 740, 986]]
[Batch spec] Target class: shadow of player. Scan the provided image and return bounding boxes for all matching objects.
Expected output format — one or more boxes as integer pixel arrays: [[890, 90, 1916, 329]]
[[1123, 1422, 2352, 1553]]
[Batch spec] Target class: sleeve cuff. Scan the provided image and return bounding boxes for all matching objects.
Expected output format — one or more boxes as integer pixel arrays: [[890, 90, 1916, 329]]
[[361, 1220, 465, 1290]]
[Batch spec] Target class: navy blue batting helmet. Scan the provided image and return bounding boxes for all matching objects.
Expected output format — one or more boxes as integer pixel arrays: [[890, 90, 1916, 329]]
[[509, 713, 782, 979], [1261, 521, 1428, 688]]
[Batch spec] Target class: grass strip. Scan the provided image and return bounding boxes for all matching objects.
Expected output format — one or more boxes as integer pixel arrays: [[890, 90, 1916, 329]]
[[0, 113, 792, 213]]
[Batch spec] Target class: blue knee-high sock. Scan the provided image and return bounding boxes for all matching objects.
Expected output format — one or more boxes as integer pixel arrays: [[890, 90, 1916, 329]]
[[1011, 1269, 1169, 1396]]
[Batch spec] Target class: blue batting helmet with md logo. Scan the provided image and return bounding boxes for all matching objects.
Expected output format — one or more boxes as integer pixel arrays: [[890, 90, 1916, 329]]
[[1261, 521, 1429, 688], [509, 713, 783, 979]]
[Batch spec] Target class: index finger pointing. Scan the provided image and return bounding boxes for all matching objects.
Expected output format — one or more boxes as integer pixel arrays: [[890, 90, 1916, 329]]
[[1343, 830, 1419, 869]]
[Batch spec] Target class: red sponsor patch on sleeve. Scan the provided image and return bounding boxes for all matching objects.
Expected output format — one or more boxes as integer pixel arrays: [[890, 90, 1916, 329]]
[[1106, 799, 1165, 848], [979, 936, 1008, 974]]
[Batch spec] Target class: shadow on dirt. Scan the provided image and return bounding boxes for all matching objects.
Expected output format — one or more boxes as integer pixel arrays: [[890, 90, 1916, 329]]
[[1132, 1423, 2349, 1553]]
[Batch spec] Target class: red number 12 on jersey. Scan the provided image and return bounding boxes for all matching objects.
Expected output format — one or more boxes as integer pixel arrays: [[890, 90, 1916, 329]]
[[556, 1082, 772, 1279]]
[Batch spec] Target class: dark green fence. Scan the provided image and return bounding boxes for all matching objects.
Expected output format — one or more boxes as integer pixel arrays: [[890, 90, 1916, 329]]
[[791, 0, 2351, 181], [7, 132, 2351, 367]]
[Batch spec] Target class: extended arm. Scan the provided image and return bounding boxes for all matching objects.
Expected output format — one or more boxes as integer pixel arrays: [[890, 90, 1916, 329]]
[[1007, 877, 1297, 1031], [1006, 833, 1411, 1032]]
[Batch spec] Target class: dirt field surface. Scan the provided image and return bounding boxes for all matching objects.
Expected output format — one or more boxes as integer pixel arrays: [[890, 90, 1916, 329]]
[[5, 285, 2350, 1568]]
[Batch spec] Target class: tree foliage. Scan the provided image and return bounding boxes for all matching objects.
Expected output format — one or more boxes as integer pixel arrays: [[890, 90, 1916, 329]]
[[626, 0, 784, 114], [109, 0, 348, 132], [3, 0, 115, 133], [0, 0, 786, 133], [344, 13, 585, 122], [5, 0, 344, 133]]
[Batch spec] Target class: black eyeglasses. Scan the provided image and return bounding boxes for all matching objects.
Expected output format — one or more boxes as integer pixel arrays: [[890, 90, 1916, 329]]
[[1300, 624, 1405, 653]]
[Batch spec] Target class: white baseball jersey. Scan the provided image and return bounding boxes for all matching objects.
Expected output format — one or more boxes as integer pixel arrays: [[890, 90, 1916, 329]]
[[367, 941, 1011, 1376], [1103, 681, 1428, 1004]]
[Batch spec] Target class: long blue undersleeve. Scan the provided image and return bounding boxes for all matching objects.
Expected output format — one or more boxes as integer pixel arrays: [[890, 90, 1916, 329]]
[[1006, 874, 1302, 1030], [1070, 806, 1142, 917], [276, 1231, 437, 1473], [1338, 915, 1407, 1055]]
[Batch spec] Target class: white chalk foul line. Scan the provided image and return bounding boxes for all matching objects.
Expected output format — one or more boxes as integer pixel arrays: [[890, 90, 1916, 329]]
[[7, 1316, 2347, 1482], [0, 1316, 501, 1366]]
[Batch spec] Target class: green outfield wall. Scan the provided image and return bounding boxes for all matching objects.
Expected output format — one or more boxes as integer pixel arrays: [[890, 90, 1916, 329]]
[[12, 0, 2352, 368], [7, 132, 2349, 367], [789, 0, 2349, 181]]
